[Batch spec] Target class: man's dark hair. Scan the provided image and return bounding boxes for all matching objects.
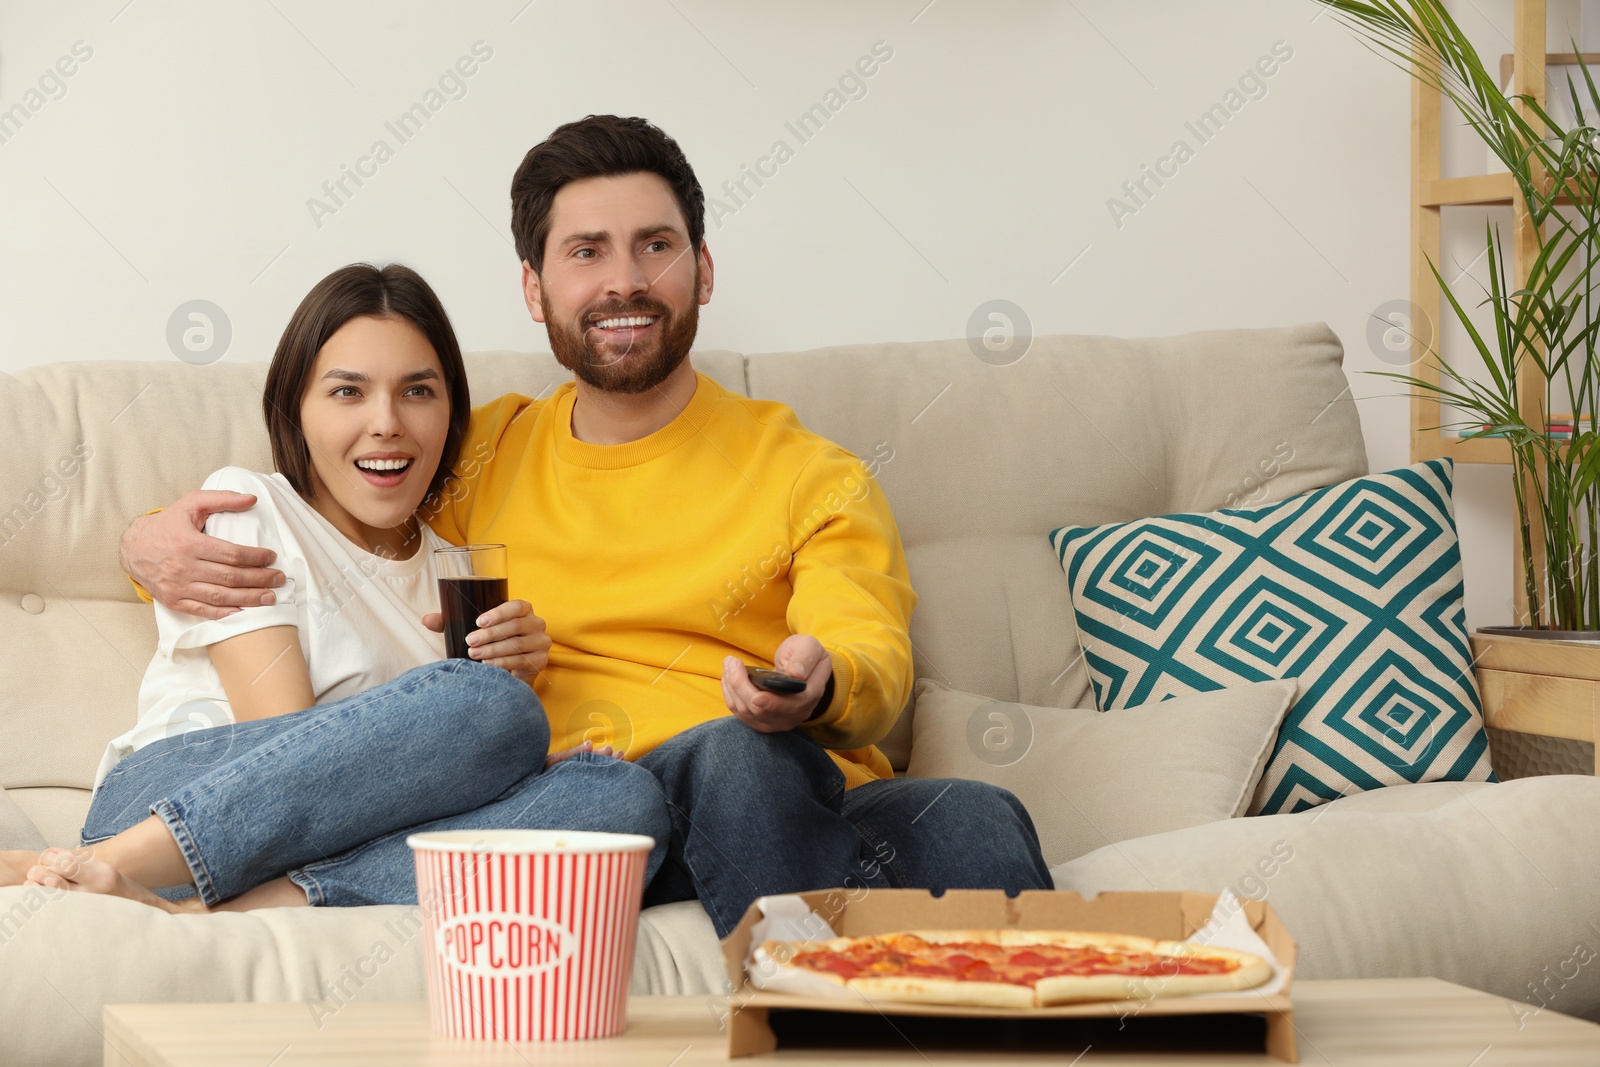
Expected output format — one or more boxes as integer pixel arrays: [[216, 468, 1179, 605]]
[[263, 263, 471, 515], [510, 115, 705, 273]]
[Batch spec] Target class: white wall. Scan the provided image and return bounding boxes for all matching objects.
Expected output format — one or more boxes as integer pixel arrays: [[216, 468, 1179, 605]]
[[0, 0, 1522, 630]]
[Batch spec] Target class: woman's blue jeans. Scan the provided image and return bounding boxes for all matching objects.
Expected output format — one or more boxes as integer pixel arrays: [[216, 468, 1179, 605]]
[[81, 660, 670, 907]]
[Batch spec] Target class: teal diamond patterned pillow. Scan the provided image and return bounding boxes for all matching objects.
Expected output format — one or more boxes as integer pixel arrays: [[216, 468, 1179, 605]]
[[1049, 458, 1494, 815]]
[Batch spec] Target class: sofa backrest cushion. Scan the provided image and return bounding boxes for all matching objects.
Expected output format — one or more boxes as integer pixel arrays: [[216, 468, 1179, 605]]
[[747, 323, 1367, 714], [0, 326, 1363, 842]]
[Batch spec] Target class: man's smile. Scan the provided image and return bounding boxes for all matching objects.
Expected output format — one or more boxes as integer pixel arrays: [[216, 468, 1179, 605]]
[[590, 314, 659, 340], [592, 314, 657, 328]]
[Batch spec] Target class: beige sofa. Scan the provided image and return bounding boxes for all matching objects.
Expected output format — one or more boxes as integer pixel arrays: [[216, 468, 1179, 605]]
[[2, 323, 1597, 1065]]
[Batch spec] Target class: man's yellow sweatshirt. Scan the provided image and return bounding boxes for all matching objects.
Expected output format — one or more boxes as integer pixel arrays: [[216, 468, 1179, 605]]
[[425, 371, 916, 787]]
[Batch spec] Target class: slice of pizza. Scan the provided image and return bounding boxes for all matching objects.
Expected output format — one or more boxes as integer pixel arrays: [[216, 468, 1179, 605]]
[[758, 929, 1272, 1009]]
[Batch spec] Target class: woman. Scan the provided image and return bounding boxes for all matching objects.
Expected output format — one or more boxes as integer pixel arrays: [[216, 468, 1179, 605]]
[[0, 263, 668, 911]]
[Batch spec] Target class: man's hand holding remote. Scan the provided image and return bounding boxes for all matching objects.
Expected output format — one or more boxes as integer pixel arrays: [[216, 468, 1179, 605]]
[[721, 634, 833, 733]]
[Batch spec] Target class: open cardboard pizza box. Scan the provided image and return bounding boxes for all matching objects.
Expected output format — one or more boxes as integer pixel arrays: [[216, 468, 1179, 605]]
[[721, 888, 1298, 1062]]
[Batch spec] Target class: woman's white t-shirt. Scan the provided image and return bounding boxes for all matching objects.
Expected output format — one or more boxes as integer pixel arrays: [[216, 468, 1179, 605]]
[[96, 466, 451, 790]]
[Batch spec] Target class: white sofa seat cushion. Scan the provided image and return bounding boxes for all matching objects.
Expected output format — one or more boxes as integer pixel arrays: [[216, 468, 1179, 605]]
[[0, 892, 722, 1067], [1050, 776, 1600, 1021]]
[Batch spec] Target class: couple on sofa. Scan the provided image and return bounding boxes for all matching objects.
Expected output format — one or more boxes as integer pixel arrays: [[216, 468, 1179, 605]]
[[0, 114, 1049, 936]]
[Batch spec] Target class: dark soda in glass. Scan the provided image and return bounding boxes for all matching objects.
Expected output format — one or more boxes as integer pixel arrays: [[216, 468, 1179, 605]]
[[438, 575, 509, 659]]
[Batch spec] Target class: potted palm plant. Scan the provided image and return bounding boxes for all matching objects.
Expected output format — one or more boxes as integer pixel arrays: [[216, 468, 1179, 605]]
[[1319, 0, 1600, 636]]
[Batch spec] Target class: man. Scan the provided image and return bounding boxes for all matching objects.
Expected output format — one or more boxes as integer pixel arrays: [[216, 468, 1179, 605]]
[[123, 115, 1051, 936]]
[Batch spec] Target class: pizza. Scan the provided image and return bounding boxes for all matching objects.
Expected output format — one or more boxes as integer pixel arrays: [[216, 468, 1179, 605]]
[[756, 929, 1272, 1008]]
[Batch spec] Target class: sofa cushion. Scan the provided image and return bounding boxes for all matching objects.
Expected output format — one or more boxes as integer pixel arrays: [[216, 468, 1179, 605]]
[[905, 678, 1295, 866], [0, 891, 723, 1067], [1050, 776, 1600, 1022], [1050, 458, 1494, 815]]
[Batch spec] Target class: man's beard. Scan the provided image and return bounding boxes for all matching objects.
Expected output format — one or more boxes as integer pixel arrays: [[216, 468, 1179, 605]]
[[543, 273, 699, 395]]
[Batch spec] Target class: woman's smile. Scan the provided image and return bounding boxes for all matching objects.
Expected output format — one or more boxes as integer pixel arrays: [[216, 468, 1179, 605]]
[[353, 452, 416, 489]]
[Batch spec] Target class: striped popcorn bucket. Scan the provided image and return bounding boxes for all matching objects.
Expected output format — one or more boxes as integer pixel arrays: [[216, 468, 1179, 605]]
[[406, 829, 654, 1041]]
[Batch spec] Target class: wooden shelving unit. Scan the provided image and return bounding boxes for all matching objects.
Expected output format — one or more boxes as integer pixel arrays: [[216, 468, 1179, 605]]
[[1410, 2, 1600, 465], [1407, 0, 1600, 619], [1409, 3, 1600, 773], [1408, 1, 1544, 474]]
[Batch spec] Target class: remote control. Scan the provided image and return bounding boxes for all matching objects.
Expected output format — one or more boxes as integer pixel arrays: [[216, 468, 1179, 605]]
[[745, 666, 807, 694]]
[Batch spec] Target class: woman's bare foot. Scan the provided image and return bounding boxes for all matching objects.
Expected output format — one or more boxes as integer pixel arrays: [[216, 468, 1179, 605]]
[[24, 847, 206, 914]]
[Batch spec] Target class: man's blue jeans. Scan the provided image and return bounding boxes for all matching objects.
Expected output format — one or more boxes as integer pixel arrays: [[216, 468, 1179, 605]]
[[81, 660, 671, 907], [637, 717, 1053, 937]]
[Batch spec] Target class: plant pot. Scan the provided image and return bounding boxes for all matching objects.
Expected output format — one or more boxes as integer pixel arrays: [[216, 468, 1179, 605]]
[[1476, 625, 1600, 642]]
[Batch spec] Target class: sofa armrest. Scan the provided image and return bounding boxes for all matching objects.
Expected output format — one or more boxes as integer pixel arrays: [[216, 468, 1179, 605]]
[[0, 788, 48, 852], [1471, 633, 1600, 775]]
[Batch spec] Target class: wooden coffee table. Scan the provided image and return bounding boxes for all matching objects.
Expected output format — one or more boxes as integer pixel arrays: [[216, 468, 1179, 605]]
[[103, 980, 1600, 1066]]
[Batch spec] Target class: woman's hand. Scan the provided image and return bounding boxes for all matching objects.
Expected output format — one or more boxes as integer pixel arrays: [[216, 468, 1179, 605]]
[[455, 599, 550, 682]]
